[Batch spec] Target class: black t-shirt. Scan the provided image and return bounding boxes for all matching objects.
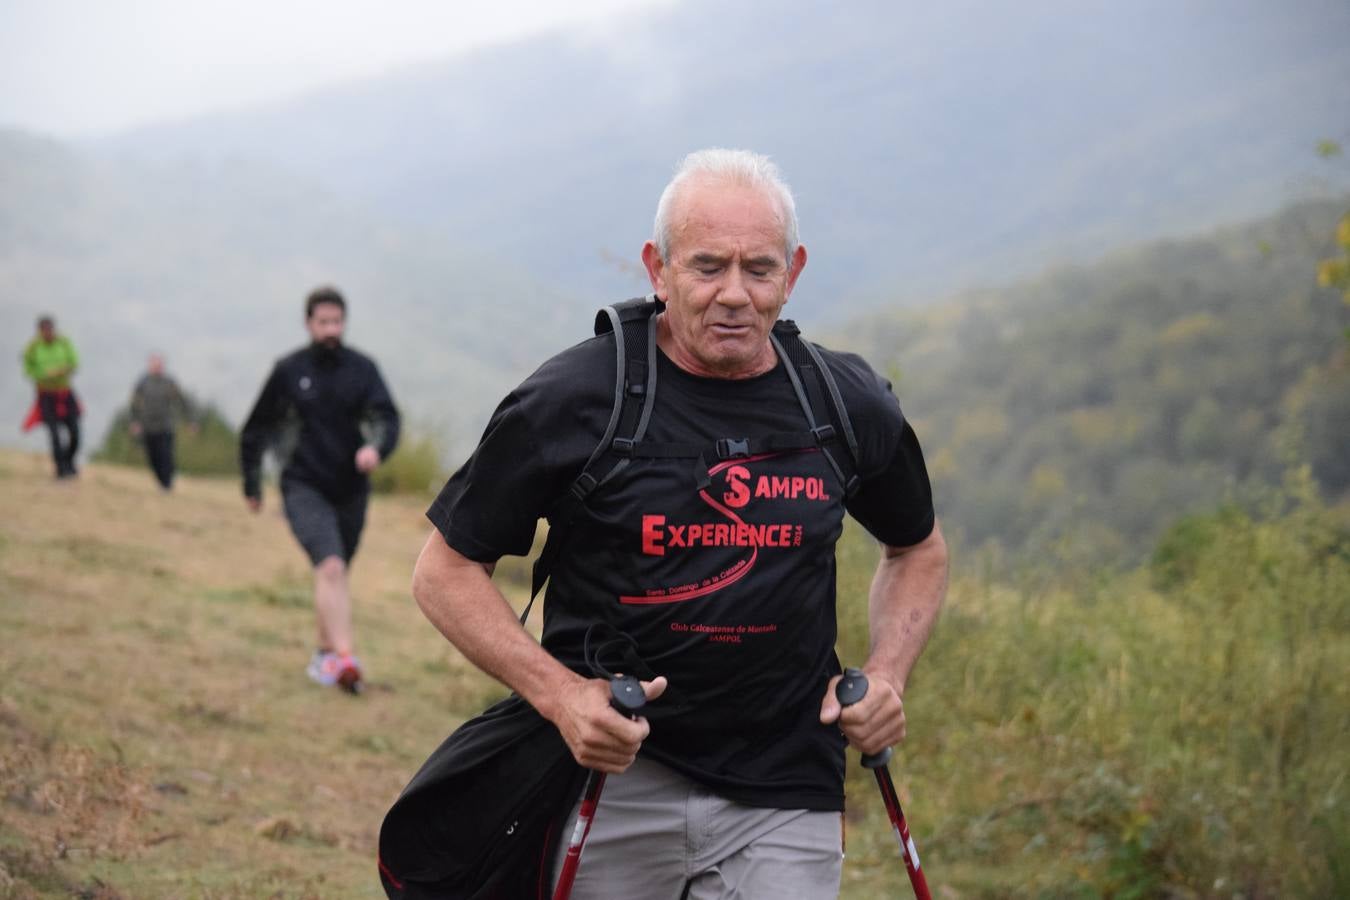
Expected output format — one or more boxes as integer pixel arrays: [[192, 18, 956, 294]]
[[428, 330, 934, 811]]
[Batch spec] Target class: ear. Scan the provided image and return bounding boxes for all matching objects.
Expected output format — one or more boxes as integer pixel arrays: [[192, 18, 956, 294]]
[[641, 241, 667, 299], [784, 244, 808, 299]]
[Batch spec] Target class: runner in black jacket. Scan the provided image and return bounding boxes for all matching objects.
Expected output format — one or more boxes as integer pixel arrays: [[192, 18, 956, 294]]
[[240, 286, 400, 694]]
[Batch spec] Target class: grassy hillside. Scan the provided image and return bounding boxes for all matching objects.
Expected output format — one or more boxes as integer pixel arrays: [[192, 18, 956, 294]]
[[3, 450, 1347, 897], [0, 450, 497, 897]]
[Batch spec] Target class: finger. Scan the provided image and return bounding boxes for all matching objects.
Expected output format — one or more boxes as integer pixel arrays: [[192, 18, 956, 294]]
[[585, 750, 639, 774], [602, 710, 650, 747], [819, 674, 843, 725], [640, 676, 668, 703], [571, 741, 635, 771], [849, 705, 907, 753]]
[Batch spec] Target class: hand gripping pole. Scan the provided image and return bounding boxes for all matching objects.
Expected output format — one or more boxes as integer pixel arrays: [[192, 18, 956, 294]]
[[836, 667, 933, 900], [552, 674, 646, 900]]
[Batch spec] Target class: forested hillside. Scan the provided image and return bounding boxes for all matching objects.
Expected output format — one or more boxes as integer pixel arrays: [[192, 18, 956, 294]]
[[836, 198, 1350, 564]]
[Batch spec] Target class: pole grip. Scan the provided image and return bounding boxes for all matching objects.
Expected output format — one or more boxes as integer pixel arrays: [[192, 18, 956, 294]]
[[609, 674, 646, 715], [835, 667, 894, 768]]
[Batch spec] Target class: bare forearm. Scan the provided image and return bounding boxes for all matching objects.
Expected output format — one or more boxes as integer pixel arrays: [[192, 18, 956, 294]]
[[866, 521, 949, 692], [411, 531, 583, 720]]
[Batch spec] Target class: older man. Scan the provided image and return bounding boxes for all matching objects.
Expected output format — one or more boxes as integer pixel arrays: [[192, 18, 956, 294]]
[[387, 149, 947, 899]]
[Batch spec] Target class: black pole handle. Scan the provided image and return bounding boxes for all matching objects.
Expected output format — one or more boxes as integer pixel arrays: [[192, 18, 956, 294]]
[[835, 667, 894, 769], [609, 673, 646, 716]]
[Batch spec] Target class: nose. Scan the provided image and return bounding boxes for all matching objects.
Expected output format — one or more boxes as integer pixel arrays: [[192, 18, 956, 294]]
[[716, 266, 752, 308]]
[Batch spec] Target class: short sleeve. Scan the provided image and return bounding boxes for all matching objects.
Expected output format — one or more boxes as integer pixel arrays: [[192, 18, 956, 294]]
[[426, 336, 615, 563], [427, 392, 556, 562], [825, 350, 936, 548], [845, 421, 935, 548]]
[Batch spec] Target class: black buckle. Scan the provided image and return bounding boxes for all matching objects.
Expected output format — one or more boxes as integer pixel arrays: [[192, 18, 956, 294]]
[[571, 472, 599, 500], [612, 437, 636, 457], [716, 438, 751, 460], [811, 424, 836, 445]]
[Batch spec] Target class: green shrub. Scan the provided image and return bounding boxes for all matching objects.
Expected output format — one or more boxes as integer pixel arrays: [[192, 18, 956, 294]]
[[833, 489, 1350, 897], [369, 431, 447, 496], [95, 399, 238, 477]]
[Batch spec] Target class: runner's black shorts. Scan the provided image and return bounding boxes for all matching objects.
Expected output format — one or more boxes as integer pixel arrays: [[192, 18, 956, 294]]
[[281, 478, 369, 565]]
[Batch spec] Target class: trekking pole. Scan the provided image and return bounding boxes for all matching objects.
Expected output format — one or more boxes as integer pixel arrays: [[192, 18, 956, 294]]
[[836, 667, 933, 900], [552, 673, 647, 900]]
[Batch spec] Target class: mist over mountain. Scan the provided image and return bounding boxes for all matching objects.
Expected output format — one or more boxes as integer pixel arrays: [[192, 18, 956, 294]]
[[94, 0, 1350, 313], [1, 129, 581, 460], [7, 0, 1349, 484]]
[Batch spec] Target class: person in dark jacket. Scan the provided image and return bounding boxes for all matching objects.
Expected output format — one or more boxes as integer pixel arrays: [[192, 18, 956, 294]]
[[240, 286, 400, 694], [129, 353, 192, 491]]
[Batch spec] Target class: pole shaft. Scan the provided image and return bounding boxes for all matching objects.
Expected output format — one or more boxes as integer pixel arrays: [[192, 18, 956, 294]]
[[873, 767, 932, 900], [552, 771, 607, 900]]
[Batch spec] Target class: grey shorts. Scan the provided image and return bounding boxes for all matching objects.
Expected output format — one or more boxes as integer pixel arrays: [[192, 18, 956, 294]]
[[552, 755, 843, 900], [280, 479, 368, 565]]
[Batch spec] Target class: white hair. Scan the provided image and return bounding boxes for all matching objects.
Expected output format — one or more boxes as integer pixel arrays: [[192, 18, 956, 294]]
[[652, 148, 800, 266]]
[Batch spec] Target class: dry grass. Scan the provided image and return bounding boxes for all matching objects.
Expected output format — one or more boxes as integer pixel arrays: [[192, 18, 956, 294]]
[[0, 449, 504, 898]]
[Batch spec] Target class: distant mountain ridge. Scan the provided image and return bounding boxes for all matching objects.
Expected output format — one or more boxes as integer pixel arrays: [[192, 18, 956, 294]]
[[0, 129, 581, 460], [93, 0, 1350, 313], [5, 129, 1347, 566]]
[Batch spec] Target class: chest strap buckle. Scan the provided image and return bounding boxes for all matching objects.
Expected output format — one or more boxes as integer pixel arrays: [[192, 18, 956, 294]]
[[716, 438, 751, 460]]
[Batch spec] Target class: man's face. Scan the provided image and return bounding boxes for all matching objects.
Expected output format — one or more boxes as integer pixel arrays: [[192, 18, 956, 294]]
[[306, 302, 346, 349], [643, 177, 806, 379], [147, 354, 164, 375], [38, 321, 55, 342]]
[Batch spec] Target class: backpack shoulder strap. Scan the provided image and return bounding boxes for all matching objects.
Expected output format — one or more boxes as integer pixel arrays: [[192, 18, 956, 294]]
[[523, 296, 662, 621], [770, 319, 862, 498], [575, 295, 662, 494]]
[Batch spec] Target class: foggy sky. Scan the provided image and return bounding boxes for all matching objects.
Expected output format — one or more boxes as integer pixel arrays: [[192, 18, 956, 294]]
[[0, 0, 673, 137]]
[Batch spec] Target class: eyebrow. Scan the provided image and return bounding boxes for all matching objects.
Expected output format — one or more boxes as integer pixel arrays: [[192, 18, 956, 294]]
[[744, 255, 783, 269], [687, 252, 783, 269]]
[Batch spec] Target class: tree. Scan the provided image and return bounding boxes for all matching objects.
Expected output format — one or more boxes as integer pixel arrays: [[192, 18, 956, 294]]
[[96, 397, 239, 477], [1315, 140, 1350, 317]]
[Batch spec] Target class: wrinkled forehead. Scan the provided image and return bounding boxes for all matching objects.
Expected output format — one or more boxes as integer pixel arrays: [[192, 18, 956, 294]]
[[667, 177, 790, 255]]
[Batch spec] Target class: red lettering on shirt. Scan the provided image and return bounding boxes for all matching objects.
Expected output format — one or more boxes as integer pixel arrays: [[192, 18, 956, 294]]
[[642, 514, 665, 556], [723, 465, 751, 509], [625, 450, 834, 603]]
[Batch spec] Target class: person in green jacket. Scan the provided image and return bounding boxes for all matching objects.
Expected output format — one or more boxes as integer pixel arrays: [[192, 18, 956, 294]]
[[21, 315, 82, 479]]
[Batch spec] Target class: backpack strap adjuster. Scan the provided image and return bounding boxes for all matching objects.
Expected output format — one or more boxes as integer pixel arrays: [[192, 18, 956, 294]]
[[716, 438, 751, 460], [811, 424, 836, 445], [611, 437, 636, 457], [570, 472, 599, 501]]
